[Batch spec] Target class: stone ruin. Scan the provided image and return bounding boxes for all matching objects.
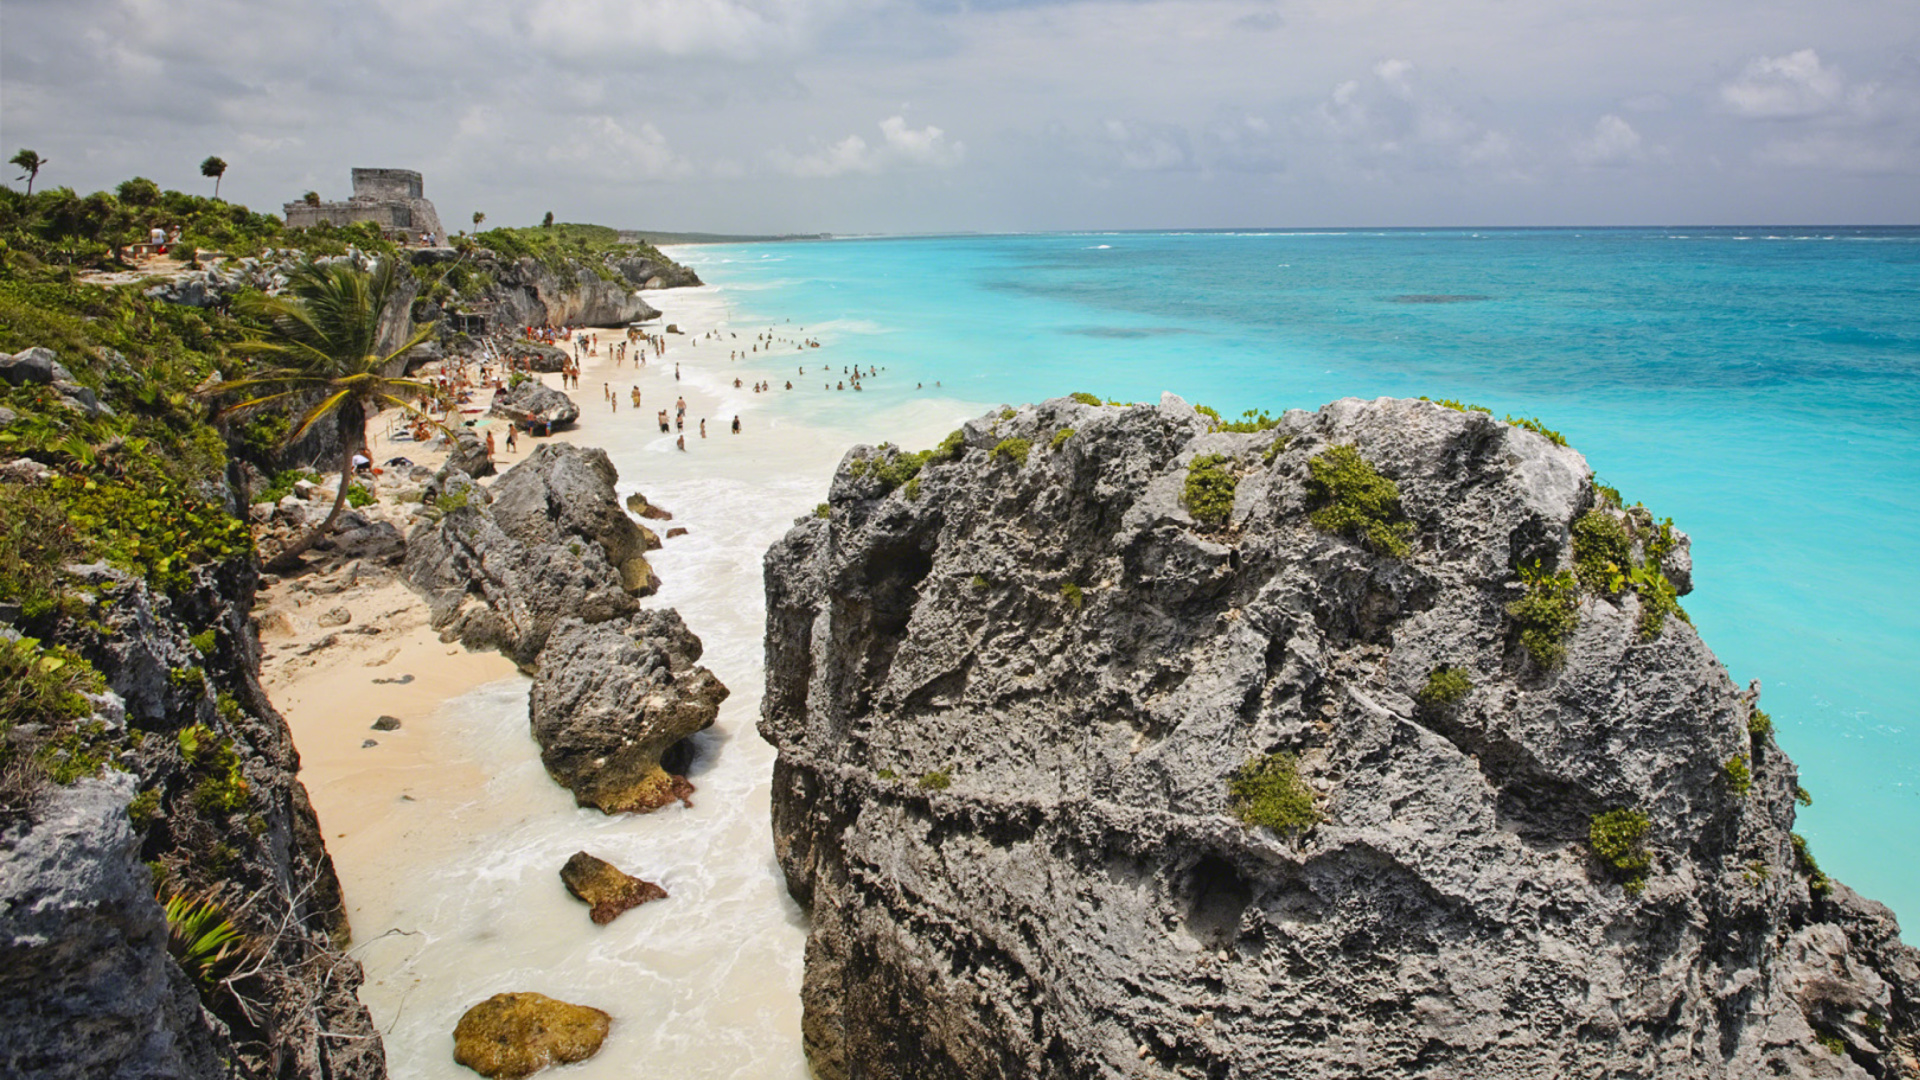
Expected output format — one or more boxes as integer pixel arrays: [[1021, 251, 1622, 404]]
[[284, 168, 446, 244]]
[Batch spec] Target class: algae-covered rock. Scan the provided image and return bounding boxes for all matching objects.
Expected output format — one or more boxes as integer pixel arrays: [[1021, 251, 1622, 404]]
[[452, 992, 609, 1078], [560, 851, 668, 924]]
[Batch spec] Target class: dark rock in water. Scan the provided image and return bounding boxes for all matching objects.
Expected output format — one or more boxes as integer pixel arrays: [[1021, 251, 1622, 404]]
[[625, 492, 673, 521], [665, 527, 688, 539], [529, 613, 726, 813], [372, 715, 402, 731], [560, 851, 668, 924], [452, 992, 610, 1078], [361, 738, 378, 748], [406, 445, 649, 667], [0, 775, 226, 1079], [761, 394, 1920, 1080], [489, 380, 580, 430], [636, 523, 662, 551]]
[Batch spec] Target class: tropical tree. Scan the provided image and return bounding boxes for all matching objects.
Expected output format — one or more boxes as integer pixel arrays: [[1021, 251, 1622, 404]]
[[213, 258, 437, 569], [542, 211, 554, 228], [200, 156, 228, 199], [10, 149, 46, 194], [472, 211, 485, 229]]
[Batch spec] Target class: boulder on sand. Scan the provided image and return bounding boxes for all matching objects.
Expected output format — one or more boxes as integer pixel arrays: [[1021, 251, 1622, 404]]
[[559, 852, 667, 924], [489, 380, 580, 430], [452, 992, 610, 1078], [528, 612, 728, 813]]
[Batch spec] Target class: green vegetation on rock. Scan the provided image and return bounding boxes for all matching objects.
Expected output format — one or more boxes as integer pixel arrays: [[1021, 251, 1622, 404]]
[[1183, 453, 1237, 527], [1417, 666, 1473, 707], [1507, 560, 1581, 668], [1068, 391, 1102, 406], [1050, 427, 1075, 450], [1748, 708, 1773, 738], [991, 437, 1031, 466], [1589, 808, 1652, 895], [917, 768, 952, 791], [1792, 833, 1831, 897], [1723, 754, 1752, 797], [1228, 752, 1318, 836], [1059, 582, 1084, 610], [1305, 444, 1412, 557]]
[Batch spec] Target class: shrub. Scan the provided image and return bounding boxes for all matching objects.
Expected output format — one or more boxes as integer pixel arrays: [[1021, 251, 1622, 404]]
[[128, 787, 161, 827], [1506, 415, 1568, 447], [1261, 434, 1290, 465], [917, 769, 952, 791], [162, 888, 250, 989], [969, 574, 989, 592], [814, 503, 830, 519], [1629, 563, 1686, 640], [1816, 1033, 1846, 1056], [999, 408, 1016, 420], [932, 429, 966, 462], [1218, 409, 1281, 433], [1060, 582, 1084, 610], [1571, 510, 1632, 594], [1069, 392, 1102, 406], [178, 724, 248, 815], [1791, 833, 1831, 896], [1305, 444, 1413, 557], [1050, 427, 1075, 450], [189, 629, 217, 656], [904, 476, 921, 501], [1419, 396, 1492, 415], [1507, 560, 1581, 667], [876, 768, 897, 781], [1795, 785, 1813, 807], [1589, 807, 1652, 895], [1417, 666, 1472, 707], [991, 437, 1030, 466], [1748, 708, 1773, 737], [1227, 753, 1318, 836], [1183, 453, 1237, 527], [1723, 754, 1752, 797]]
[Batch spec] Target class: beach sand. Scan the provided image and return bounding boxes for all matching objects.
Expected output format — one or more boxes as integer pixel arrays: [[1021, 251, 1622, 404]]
[[264, 279, 978, 1078]]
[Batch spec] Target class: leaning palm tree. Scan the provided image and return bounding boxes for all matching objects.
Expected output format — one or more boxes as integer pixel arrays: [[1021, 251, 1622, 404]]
[[215, 258, 438, 569], [9, 149, 46, 194]]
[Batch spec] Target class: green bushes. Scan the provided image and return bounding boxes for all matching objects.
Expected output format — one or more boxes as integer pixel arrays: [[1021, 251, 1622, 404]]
[[933, 429, 966, 462], [1417, 666, 1473, 707], [1183, 453, 1237, 526], [1723, 755, 1752, 797], [813, 503, 830, 519], [1506, 415, 1568, 447], [1571, 510, 1632, 594], [1419, 397, 1492, 415], [1050, 427, 1075, 450], [345, 483, 374, 507], [991, 437, 1031, 466], [1227, 753, 1318, 836], [1059, 582, 1084, 610], [1068, 392, 1102, 406], [178, 724, 248, 815], [161, 888, 250, 989], [1747, 708, 1773, 737], [1589, 808, 1652, 895], [1305, 444, 1412, 557], [1507, 561, 1582, 667], [917, 769, 952, 791], [1792, 833, 1831, 896]]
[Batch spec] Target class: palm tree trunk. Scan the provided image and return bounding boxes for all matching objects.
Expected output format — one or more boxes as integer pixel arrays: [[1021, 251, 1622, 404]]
[[263, 403, 364, 573]]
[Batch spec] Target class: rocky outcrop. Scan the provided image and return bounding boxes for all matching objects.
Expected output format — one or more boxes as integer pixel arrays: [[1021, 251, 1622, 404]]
[[452, 250, 662, 330], [1, 346, 115, 417], [404, 443, 727, 810], [605, 252, 702, 291], [559, 851, 668, 924], [529, 614, 728, 812], [501, 340, 570, 374], [4, 559, 384, 1079], [405, 446, 645, 667], [761, 395, 1920, 1080], [488, 381, 580, 430], [452, 993, 610, 1078], [0, 775, 224, 1080]]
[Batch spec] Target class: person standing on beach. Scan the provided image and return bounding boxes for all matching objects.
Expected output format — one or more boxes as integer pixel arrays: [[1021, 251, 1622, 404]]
[[506, 427, 518, 454], [731, 415, 741, 434], [699, 418, 707, 438], [485, 430, 496, 461]]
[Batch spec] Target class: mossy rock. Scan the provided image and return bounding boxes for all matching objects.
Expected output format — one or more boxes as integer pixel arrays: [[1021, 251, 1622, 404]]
[[452, 992, 610, 1078], [619, 555, 660, 596], [560, 851, 667, 925]]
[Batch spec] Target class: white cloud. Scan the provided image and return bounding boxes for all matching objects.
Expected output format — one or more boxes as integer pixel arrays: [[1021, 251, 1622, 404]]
[[1101, 119, 1191, 172], [546, 118, 692, 180], [1572, 114, 1644, 166], [1719, 50, 1846, 119], [1309, 60, 1520, 175], [771, 116, 963, 177], [1755, 133, 1916, 174]]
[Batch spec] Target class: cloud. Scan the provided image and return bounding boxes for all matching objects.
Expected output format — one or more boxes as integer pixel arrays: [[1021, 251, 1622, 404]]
[[1571, 114, 1644, 166], [1101, 119, 1192, 172], [771, 116, 964, 177], [1308, 60, 1520, 176], [545, 118, 692, 180], [1719, 50, 1846, 119]]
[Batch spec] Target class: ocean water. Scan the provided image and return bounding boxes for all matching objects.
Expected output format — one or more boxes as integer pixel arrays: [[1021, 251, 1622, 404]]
[[679, 228, 1920, 931]]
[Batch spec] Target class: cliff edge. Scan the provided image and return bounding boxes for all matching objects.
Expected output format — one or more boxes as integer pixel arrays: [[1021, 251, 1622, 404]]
[[761, 394, 1919, 1079]]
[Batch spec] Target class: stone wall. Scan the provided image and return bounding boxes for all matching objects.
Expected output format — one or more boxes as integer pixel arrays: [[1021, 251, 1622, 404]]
[[351, 168, 423, 200]]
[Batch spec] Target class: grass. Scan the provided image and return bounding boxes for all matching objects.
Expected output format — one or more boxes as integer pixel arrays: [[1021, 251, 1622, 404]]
[[1227, 753, 1318, 836], [1417, 666, 1472, 707], [1305, 444, 1412, 557], [1589, 808, 1652, 895], [1183, 453, 1237, 527]]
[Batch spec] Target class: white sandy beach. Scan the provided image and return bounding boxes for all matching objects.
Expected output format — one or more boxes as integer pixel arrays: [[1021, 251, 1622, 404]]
[[264, 276, 980, 1078]]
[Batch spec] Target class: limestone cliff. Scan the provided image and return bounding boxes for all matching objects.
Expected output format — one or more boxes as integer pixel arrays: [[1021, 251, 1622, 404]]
[[761, 394, 1919, 1080]]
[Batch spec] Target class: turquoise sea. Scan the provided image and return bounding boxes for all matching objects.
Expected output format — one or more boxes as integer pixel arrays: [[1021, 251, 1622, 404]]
[[676, 228, 1920, 933]]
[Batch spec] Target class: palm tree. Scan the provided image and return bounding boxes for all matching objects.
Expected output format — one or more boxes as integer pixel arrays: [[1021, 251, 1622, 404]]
[[200, 156, 228, 200], [214, 258, 438, 569], [472, 211, 485, 230], [10, 149, 46, 194]]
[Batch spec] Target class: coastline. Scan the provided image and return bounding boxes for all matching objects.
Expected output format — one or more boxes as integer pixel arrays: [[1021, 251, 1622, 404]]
[[266, 276, 980, 1077]]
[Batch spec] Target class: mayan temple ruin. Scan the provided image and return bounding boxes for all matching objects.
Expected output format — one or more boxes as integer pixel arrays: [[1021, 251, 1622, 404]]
[[283, 168, 445, 243]]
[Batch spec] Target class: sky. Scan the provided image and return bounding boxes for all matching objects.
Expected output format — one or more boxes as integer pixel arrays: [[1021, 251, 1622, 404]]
[[2, 0, 1918, 232]]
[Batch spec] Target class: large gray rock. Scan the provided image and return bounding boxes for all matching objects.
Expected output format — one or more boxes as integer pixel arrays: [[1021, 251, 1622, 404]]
[[0, 346, 66, 385], [605, 253, 702, 290], [405, 444, 650, 667], [445, 428, 496, 478], [489, 380, 580, 429], [0, 775, 226, 1080], [761, 395, 1919, 1080], [502, 340, 570, 373], [529, 613, 728, 813]]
